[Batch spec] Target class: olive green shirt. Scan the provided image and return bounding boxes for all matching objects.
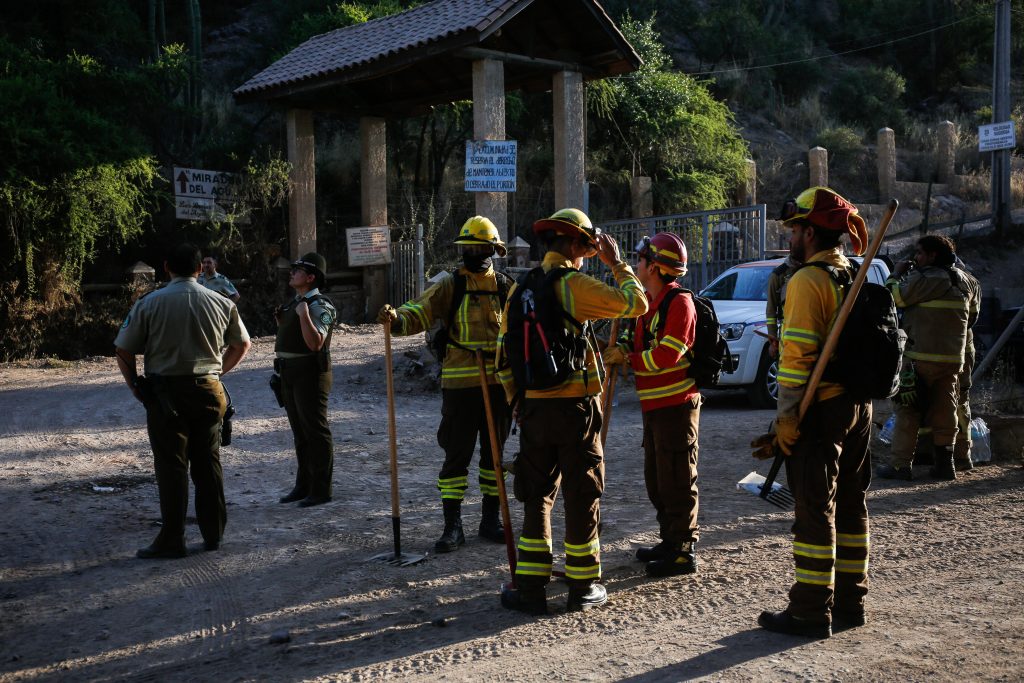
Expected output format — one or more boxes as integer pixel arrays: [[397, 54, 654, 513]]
[[115, 276, 249, 375]]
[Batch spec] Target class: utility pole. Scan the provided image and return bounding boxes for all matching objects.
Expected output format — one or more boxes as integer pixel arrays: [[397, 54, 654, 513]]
[[991, 0, 1012, 237]]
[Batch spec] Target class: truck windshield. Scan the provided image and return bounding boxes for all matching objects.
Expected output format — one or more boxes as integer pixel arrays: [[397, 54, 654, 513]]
[[701, 266, 771, 301]]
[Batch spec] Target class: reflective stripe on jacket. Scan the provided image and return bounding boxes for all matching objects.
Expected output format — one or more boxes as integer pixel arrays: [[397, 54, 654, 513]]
[[887, 265, 968, 365], [392, 267, 502, 389]]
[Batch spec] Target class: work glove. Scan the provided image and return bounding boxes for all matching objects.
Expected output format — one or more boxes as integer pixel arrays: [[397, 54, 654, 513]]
[[750, 416, 800, 459], [895, 367, 917, 407], [601, 345, 629, 366], [377, 304, 398, 325]]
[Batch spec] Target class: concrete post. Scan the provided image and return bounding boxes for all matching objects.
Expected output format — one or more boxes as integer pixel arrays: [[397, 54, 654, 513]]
[[286, 109, 317, 258], [553, 70, 585, 210], [808, 146, 828, 188], [937, 120, 956, 184], [631, 176, 653, 218], [877, 127, 896, 202], [360, 116, 388, 320], [472, 58, 508, 242]]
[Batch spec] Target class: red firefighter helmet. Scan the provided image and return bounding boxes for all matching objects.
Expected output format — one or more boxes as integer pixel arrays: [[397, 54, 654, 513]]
[[637, 232, 687, 276]]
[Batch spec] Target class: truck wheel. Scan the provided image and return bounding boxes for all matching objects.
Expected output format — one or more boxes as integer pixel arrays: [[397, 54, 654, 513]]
[[747, 348, 778, 409]]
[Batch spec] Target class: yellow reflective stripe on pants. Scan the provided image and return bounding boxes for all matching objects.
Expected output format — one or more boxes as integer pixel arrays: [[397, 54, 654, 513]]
[[564, 539, 600, 557], [836, 558, 869, 573], [515, 561, 552, 577], [563, 563, 601, 580], [836, 532, 869, 548], [438, 475, 467, 500], [793, 541, 835, 559], [518, 537, 552, 553], [795, 568, 834, 586]]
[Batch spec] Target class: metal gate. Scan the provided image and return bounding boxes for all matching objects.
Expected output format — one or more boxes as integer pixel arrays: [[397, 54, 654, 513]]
[[588, 204, 767, 291], [388, 224, 425, 305]]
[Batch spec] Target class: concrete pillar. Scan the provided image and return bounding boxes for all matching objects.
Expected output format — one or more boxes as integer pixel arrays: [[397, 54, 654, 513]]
[[286, 109, 316, 258], [472, 58, 508, 241], [360, 116, 388, 320], [631, 176, 653, 218], [733, 159, 757, 205], [808, 146, 828, 188], [937, 120, 956, 184], [553, 70, 585, 210], [877, 127, 896, 202]]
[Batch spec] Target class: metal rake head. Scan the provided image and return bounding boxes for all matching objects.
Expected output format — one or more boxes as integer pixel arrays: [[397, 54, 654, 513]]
[[369, 551, 427, 567]]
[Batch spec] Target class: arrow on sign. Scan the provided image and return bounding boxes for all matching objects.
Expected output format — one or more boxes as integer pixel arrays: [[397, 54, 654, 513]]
[[176, 170, 189, 195]]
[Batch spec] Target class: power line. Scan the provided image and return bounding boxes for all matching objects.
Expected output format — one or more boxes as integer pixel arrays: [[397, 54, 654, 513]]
[[687, 10, 992, 77]]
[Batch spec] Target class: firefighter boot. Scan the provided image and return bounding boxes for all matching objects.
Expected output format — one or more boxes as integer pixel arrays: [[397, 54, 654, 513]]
[[566, 583, 608, 612], [929, 445, 956, 481], [635, 539, 671, 562], [500, 583, 548, 615], [478, 495, 505, 543], [434, 499, 466, 553], [646, 541, 698, 577]]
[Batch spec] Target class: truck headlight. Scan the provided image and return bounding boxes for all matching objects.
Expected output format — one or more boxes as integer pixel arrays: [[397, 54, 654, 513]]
[[720, 323, 746, 340]]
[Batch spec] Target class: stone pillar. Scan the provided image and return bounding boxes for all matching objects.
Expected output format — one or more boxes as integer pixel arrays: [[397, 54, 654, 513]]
[[553, 70, 585, 210], [472, 58, 508, 241], [631, 176, 653, 218], [360, 116, 388, 320], [877, 127, 896, 202], [286, 109, 316, 258], [733, 159, 757, 205], [937, 120, 956, 184], [808, 146, 828, 188]]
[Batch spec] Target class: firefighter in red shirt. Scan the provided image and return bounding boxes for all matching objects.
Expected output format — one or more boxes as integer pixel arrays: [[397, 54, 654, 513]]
[[604, 232, 701, 577]]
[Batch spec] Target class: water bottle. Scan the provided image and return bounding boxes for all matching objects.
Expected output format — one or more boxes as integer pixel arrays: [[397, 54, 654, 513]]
[[970, 417, 992, 463], [878, 414, 896, 445]]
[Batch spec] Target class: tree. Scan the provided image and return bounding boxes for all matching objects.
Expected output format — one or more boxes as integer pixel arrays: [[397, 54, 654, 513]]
[[588, 17, 749, 213]]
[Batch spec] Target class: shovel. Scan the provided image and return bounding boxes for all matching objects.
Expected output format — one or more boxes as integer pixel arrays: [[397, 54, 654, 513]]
[[370, 321, 427, 567], [599, 318, 622, 447], [740, 198, 900, 510], [475, 351, 518, 587]]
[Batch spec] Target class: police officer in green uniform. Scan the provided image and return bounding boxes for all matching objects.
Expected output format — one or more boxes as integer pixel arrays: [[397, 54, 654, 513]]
[[115, 243, 251, 559], [198, 254, 241, 302], [275, 252, 338, 508]]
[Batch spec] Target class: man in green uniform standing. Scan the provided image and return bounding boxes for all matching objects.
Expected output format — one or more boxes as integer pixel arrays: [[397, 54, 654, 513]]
[[115, 243, 251, 559], [198, 254, 241, 302], [275, 252, 337, 507]]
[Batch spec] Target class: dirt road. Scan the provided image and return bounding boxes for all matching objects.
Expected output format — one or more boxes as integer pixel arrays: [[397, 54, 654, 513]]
[[1, 327, 1022, 682]]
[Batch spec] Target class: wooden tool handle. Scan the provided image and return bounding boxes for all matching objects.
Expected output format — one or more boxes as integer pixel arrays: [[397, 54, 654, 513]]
[[384, 322, 400, 519], [476, 351, 517, 584]]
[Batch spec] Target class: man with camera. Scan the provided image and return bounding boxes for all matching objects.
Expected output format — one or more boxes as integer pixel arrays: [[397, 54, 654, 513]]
[[115, 243, 251, 559]]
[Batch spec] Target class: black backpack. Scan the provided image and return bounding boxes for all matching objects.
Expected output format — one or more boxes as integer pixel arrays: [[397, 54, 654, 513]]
[[501, 266, 590, 391], [641, 286, 732, 389], [430, 270, 512, 361], [801, 261, 907, 401]]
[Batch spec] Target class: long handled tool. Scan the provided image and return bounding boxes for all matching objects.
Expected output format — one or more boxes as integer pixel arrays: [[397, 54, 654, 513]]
[[599, 318, 622, 446], [370, 321, 427, 566], [742, 199, 900, 510], [475, 351, 518, 587]]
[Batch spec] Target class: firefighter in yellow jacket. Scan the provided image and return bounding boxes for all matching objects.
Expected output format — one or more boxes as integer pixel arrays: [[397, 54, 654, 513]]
[[378, 217, 511, 553], [877, 235, 971, 481], [756, 187, 873, 639], [496, 208, 648, 615], [953, 262, 982, 470]]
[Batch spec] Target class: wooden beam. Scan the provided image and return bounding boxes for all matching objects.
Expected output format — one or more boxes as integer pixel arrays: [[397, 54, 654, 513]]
[[455, 47, 600, 76]]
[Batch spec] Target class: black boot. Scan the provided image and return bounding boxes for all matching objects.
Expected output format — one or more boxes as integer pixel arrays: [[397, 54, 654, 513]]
[[646, 541, 698, 577], [566, 583, 608, 612], [479, 495, 505, 543], [929, 445, 956, 481], [635, 539, 671, 562], [758, 609, 831, 639], [500, 583, 547, 615], [434, 499, 465, 553]]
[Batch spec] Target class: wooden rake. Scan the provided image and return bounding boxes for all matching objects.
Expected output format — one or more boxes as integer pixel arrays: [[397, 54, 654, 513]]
[[740, 198, 900, 511], [370, 321, 427, 567]]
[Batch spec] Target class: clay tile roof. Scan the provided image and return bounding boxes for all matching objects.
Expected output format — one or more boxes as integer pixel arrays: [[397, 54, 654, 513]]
[[235, 0, 518, 98]]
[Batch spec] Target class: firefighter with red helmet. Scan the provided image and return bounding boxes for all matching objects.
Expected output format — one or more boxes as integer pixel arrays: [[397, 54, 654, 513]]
[[495, 208, 648, 614], [604, 232, 703, 577]]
